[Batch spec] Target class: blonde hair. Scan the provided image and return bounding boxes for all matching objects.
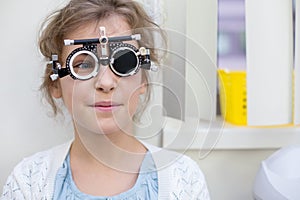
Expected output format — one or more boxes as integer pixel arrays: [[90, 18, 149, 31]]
[[38, 0, 165, 120]]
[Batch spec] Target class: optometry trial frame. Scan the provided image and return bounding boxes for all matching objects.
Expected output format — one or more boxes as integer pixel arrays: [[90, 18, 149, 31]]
[[50, 27, 157, 81]]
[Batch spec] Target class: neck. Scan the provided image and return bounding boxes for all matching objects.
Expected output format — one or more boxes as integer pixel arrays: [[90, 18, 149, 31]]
[[70, 124, 147, 173]]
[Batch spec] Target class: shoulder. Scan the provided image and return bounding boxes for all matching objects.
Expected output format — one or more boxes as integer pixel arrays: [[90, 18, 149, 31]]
[[13, 141, 71, 175], [167, 154, 210, 200], [172, 154, 207, 186], [144, 142, 203, 175], [1, 141, 72, 199], [177, 155, 210, 199], [144, 143, 210, 199]]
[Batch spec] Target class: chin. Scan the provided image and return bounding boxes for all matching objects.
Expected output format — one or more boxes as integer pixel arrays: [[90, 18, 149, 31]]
[[95, 119, 132, 135]]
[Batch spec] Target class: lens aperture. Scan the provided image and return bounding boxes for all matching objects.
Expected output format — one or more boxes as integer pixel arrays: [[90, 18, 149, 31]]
[[69, 50, 99, 80]]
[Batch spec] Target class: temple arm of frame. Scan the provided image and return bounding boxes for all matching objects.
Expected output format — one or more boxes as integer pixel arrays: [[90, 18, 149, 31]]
[[50, 54, 69, 80]]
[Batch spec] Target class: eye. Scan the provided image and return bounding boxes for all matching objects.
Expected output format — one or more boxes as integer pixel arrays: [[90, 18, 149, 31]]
[[73, 62, 94, 69]]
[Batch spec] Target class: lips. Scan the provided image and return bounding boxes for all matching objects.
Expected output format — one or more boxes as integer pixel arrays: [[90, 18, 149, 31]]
[[93, 101, 122, 112]]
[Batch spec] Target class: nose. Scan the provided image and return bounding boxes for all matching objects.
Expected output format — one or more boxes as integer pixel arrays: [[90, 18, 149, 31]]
[[94, 65, 118, 93]]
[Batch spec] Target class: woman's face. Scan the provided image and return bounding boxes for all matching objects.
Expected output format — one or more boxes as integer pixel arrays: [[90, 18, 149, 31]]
[[53, 15, 146, 135]]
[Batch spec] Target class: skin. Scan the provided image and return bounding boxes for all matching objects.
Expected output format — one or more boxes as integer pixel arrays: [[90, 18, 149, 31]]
[[51, 14, 148, 196]]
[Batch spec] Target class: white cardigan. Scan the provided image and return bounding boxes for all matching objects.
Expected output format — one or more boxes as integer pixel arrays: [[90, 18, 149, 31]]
[[1, 141, 210, 200]]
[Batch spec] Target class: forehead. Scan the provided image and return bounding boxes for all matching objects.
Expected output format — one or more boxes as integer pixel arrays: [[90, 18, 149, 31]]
[[66, 14, 132, 39]]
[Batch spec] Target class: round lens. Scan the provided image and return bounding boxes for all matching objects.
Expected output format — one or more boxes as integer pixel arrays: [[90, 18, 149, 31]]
[[111, 47, 139, 76], [68, 50, 99, 80]]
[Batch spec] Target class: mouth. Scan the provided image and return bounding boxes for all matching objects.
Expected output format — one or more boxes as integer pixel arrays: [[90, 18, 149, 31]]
[[93, 101, 122, 112]]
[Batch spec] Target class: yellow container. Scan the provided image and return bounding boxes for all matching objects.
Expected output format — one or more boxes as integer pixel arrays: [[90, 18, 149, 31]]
[[218, 69, 247, 125]]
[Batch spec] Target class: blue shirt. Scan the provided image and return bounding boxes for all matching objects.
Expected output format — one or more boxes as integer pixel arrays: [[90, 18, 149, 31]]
[[53, 151, 158, 200]]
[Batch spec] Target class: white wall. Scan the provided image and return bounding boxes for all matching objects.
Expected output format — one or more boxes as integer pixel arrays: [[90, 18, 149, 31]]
[[186, 149, 277, 200], [0, 0, 73, 187], [185, 0, 218, 121], [162, 0, 218, 121]]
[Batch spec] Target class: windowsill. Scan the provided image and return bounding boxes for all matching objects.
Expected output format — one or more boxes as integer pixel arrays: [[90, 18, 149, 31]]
[[162, 117, 300, 150]]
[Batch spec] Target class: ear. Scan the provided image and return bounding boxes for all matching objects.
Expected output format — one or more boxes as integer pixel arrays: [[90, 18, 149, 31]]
[[50, 81, 62, 98], [138, 80, 147, 95], [138, 71, 149, 95]]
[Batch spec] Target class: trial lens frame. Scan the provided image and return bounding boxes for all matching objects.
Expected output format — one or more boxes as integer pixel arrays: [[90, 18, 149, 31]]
[[50, 27, 157, 81]]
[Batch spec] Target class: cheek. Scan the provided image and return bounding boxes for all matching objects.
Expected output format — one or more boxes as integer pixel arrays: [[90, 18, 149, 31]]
[[124, 77, 146, 117], [128, 89, 142, 116], [60, 79, 87, 113]]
